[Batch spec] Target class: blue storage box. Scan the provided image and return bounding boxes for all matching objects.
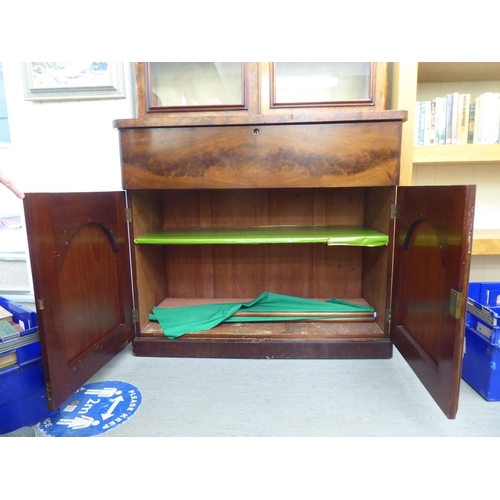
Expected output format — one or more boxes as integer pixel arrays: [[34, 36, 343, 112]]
[[0, 360, 51, 433], [0, 297, 55, 434], [0, 296, 37, 332], [462, 282, 500, 401], [466, 282, 500, 346], [468, 282, 500, 308], [462, 326, 500, 401]]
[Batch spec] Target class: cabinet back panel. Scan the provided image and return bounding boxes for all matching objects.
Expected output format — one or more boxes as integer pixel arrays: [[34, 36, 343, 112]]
[[132, 187, 391, 327], [162, 188, 365, 228], [161, 188, 365, 299], [165, 244, 362, 299]]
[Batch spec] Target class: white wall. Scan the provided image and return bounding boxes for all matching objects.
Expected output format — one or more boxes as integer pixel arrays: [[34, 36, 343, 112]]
[[2, 62, 136, 194]]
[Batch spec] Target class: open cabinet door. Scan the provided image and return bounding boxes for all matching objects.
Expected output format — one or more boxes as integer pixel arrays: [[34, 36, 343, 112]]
[[391, 185, 475, 419], [23, 192, 134, 410]]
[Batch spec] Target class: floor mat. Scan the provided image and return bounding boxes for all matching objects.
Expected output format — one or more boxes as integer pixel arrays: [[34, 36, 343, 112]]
[[37, 380, 142, 437]]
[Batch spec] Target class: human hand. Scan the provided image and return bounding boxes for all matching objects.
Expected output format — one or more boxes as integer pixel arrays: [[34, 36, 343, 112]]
[[0, 168, 24, 199]]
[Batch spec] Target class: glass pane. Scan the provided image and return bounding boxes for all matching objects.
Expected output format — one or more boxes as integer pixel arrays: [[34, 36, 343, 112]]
[[149, 62, 243, 107], [274, 62, 372, 104]]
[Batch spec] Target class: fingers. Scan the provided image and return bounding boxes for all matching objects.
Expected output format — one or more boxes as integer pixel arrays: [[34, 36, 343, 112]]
[[0, 170, 25, 199]]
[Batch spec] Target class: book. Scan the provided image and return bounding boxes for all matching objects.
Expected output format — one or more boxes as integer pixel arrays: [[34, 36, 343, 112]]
[[472, 92, 500, 144], [482, 92, 500, 144], [450, 92, 460, 144], [414, 101, 421, 145], [434, 96, 446, 145], [418, 101, 426, 145], [468, 100, 476, 144], [423, 101, 433, 145], [445, 94, 454, 144], [473, 95, 483, 144], [426, 100, 437, 145], [457, 94, 471, 145]]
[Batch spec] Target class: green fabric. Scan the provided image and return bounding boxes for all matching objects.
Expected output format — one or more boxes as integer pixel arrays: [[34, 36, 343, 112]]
[[150, 292, 375, 339], [135, 225, 388, 247]]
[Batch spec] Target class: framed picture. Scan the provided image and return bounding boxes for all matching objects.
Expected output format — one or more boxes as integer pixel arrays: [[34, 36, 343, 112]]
[[22, 62, 126, 101]]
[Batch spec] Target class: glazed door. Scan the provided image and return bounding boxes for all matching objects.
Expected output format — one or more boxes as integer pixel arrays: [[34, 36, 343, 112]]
[[23, 192, 134, 410], [391, 185, 475, 418]]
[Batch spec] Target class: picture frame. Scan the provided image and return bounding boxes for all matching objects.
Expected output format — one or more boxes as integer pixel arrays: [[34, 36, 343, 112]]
[[22, 62, 126, 101]]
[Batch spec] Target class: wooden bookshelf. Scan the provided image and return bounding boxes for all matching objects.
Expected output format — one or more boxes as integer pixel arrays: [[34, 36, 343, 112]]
[[472, 230, 500, 256], [418, 63, 500, 83], [414, 144, 500, 164], [389, 62, 500, 257]]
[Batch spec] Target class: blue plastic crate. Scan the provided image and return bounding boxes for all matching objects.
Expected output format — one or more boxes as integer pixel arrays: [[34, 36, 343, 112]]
[[0, 297, 54, 434], [466, 282, 500, 346], [0, 360, 52, 433], [462, 326, 500, 401], [462, 282, 500, 401], [0, 296, 37, 331], [0, 296, 40, 365], [468, 282, 500, 307]]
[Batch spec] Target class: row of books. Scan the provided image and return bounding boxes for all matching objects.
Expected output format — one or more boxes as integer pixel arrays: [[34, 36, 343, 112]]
[[414, 92, 500, 146]]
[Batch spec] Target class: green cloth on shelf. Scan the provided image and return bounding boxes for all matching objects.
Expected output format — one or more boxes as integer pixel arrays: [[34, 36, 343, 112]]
[[134, 225, 389, 247], [150, 292, 375, 339]]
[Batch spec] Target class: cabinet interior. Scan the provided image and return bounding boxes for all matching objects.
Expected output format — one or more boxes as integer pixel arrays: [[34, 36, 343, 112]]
[[130, 186, 394, 341]]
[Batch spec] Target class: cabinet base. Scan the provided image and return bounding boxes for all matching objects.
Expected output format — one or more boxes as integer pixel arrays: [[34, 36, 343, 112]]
[[132, 337, 393, 359]]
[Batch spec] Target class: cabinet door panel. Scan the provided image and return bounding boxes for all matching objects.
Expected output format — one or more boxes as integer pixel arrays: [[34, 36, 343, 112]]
[[23, 192, 133, 410], [391, 185, 475, 418]]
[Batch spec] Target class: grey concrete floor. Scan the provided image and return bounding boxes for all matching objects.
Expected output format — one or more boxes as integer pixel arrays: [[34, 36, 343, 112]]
[[1, 254, 496, 498], [3, 258, 500, 437], [47, 342, 500, 437], [2, 255, 500, 437]]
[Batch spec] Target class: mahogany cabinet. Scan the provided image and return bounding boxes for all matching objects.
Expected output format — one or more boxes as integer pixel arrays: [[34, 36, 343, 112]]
[[23, 63, 475, 419]]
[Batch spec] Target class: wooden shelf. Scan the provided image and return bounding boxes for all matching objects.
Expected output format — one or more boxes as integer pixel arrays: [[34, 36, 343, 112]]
[[414, 144, 500, 164], [418, 63, 500, 83], [472, 230, 500, 256], [134, 225, 389, 247], [141, 296, 382, 338]]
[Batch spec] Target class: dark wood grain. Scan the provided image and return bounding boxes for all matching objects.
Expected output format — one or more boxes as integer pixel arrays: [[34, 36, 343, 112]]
[[119, 120, 402, 189], [391, 185, 476, 419], [133, 336, 393, 359], [23, 192, 133, 410]]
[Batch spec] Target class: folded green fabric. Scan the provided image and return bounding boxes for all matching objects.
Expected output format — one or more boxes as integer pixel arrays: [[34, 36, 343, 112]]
[[135, 225, 389, 247], [150, 292, 374, 339]]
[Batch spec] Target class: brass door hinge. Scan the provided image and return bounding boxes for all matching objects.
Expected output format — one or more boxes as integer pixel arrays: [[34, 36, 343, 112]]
[[449, 289, 463, 320], [125, 208, 132, 223], [132, 309, 139, 323], [391, 204, 398, 220], [45, 382, 53, 401]]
